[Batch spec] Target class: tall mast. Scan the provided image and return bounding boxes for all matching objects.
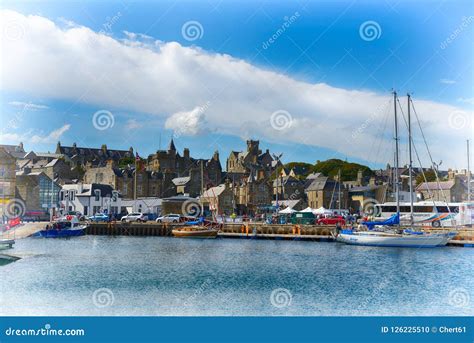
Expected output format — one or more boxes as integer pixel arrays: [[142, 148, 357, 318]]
[[407, 94, 414, 226], [200, 160, 204, 215], [338, 169, 341, 212], [393, 91, 400, 220]]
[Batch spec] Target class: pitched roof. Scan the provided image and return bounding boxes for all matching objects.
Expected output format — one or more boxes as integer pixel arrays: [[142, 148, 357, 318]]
[[416, 181, 457, 191], [202, 184, 226, 198], [172, 176, 191, 186]]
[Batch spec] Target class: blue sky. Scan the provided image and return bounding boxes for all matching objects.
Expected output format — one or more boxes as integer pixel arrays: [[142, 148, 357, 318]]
[[1, 0, 473, 170]]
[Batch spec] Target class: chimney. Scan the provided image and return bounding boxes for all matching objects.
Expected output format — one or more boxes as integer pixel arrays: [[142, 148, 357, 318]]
[[357, 170, 363, 186], [213, 150, 219, 161], [77, 183, 83, 194], [184, 148, 190, 158]]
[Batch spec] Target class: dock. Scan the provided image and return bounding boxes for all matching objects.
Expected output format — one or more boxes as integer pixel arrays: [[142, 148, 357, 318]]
[[83, 222, 474, 247]]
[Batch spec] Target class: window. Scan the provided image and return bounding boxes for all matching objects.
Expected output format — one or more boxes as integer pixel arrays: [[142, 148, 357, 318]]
[[84, 206, 88, 215], [69, 190, 76, 201], [94, 189, 101, 201]]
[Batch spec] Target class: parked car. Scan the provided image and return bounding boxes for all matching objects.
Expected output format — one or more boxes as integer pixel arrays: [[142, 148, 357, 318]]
[[156, 214, 181, 223], [121, 213, 148, 223], [317, 215, 346, 226], [67, 211, 86, 221], [88, 213, 109, 222]]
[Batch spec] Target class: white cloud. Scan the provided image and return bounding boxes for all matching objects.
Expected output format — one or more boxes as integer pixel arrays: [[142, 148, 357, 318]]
[[165, 105, 209, 136], [440, 78, 456, 84], [125, 118, 143, 130], [8, 101, 49, 110], [30, 124, 71, 143], [457, 97, 474, 105], [0, 124, 71, 145], [0, 9, 472, 167]]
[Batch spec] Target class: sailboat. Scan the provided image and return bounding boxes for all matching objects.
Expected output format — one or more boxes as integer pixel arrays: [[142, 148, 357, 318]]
[[337, 92, 455, 248]]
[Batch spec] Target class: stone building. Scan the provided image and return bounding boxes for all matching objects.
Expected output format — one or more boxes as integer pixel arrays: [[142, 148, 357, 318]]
[[416, 178, 467, 202], [305, 176, 348, 209], [148, 140, 222, 194], [18, 157, 77, 184], [0, 147, 17, 220], [226, 140, 278, 180], [201, 181, 235, 216], [273, 175, 305, 201], [55, 142, 134, 168], [235, 171, 273, 215], [83, 159, 173, 199], [15, 171, 61, 217], [0, 143, 26, 159]]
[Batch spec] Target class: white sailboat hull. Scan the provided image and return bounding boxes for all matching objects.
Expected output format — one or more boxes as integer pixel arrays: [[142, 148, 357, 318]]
[[336, 232, 451, 248]]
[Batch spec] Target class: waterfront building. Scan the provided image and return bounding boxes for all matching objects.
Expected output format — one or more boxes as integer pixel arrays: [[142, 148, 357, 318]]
[[0, 147, 17, 220], [120, 198, 162, 215], [305, 176, 348, 210], [15, 171, 61, 218], [235, 171, 273, 215], [201, 181, 235, 215], [416, 179, 467, 202], [18, 157, 78, 184], [59, 183, 121, 216], [83, 159, 173, 199], [273, 175, 305, 201], [348, 184, 388, 213]]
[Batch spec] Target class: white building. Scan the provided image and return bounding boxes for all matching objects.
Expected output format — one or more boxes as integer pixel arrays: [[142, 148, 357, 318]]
[[59, 183, 121, 216]]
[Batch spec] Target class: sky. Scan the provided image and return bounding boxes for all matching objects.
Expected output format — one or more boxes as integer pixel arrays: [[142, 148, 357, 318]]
[[0, 0, 473, 171]]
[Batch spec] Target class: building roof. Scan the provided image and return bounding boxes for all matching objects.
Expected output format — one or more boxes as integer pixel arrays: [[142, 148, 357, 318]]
[[202, 184, 226, 198], [0, 144, 25, 159], [416, 181, 456, 191], [172, 176, 191, 186], [62, 183, 116, 197]]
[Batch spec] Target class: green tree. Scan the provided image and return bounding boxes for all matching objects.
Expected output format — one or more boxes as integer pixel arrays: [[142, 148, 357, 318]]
[[415, 169, 437, 186], [312, 159, 373, 181]]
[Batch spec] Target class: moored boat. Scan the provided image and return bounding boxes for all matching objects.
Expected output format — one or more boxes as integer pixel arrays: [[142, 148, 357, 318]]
[[172, 226, 219, 238], [32, 219, 86, 238]]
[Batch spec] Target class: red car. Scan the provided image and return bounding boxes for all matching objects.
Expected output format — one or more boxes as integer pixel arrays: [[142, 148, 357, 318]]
[[316, 215, 346, 225]]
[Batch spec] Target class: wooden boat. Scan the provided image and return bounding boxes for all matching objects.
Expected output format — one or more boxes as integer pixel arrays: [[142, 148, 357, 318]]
[[172, 226, 219, 238]]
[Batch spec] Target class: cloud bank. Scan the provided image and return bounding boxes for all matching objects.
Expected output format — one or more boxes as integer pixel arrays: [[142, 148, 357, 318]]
[[1, 10, 472, 167]]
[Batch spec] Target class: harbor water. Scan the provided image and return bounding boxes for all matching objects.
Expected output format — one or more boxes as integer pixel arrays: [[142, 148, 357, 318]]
[[1, 236, 473, 316]]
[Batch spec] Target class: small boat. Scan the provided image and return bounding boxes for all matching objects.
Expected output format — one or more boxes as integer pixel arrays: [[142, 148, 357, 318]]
[[0, 239, 15, 249], [336, 228, 454, 248], [172, 226, 219, 238], [172, 217, 220, 238], [32, 219, 86, 238]]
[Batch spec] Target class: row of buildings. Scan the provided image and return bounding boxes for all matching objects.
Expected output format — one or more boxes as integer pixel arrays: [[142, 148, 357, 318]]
[[0, 139, 472, 219]]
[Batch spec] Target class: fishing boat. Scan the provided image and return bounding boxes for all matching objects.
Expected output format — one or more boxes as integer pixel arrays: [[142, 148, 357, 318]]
[[32, 218, 86, 238], [172, 217, 220, 238], [337, 92, 456, 248]]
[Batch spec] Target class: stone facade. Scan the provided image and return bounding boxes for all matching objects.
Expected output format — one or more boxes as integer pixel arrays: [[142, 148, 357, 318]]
[[55, 142, 134, 168], [201, 181, 235, 215], [83, 159, 173, 199], [305, 176, 348, 209], [416, 178, 467, 202], [0, 148, 17, 219]]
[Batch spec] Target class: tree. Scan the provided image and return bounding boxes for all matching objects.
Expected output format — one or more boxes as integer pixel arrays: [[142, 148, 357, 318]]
[[313, 159, 373, 181], [415, 169, 437, 186]]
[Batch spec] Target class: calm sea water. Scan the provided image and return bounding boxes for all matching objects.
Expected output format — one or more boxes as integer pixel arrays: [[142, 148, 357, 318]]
[[1, 236, 473, 316]]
